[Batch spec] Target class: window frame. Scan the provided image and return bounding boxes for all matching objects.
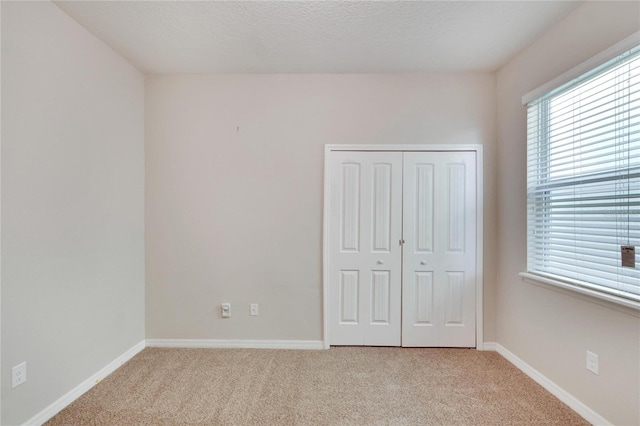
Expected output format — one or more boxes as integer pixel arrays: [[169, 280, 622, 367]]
[[520, 32, 640, 313]]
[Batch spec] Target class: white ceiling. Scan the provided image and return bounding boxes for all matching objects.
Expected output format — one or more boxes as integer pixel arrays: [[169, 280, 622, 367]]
[[54, 1, 582, 74]]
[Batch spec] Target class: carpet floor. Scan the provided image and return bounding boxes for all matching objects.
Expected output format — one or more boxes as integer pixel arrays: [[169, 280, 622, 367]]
[[46, 347, 588, 425]]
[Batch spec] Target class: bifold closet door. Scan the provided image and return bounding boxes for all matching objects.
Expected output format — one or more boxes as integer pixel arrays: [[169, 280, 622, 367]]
[[328, 151, 403, 346], [402, 152, 476, 347]]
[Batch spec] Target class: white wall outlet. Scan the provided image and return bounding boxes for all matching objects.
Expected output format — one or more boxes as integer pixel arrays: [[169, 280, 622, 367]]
[[250, 303, 258, 316], [221, 303, 231, 318], [12, 362, 27, 389], [586, 351, 599, 375]]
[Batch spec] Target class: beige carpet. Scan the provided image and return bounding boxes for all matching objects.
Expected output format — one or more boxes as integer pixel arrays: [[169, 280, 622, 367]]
[[46, 347, 588, 425]]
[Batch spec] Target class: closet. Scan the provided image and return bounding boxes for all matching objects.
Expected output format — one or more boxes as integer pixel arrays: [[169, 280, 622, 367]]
[[324, 146, 482, 347]]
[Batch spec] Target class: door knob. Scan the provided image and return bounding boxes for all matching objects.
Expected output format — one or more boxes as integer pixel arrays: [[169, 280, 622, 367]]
[[377, 260, 384, 265], [420, 260, 427, 265]]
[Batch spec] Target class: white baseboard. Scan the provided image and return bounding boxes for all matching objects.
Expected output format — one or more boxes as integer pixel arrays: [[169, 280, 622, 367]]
[[24, 340, 145, 426], [146, 339, 325, 350], [495, 343, 610, 426], [479, 341, 497, 351]]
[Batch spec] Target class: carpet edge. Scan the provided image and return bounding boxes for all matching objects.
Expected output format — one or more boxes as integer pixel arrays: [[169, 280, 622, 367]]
[[145, 339, 325, 350], [24, 340, 146, 426], [495, 343, 611, 426]]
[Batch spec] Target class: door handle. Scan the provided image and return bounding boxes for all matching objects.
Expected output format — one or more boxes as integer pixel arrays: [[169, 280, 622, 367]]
[[377, 260, 384, 265], [420, 261, 427, 265]]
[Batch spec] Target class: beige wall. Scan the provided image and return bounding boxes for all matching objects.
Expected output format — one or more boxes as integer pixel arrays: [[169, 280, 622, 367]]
[[145, 74, 497, 342], [1, 2, 145, 424], [496, 1, 640, 425]]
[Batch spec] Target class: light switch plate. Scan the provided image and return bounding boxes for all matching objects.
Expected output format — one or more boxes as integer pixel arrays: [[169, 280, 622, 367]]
[[221, 303, 231, 318]]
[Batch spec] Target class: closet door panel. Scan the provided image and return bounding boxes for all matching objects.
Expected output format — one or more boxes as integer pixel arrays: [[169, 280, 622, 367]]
[[402, 152, 476, 347], [328, 151, 402, 346], [402, 156, 439, 346]]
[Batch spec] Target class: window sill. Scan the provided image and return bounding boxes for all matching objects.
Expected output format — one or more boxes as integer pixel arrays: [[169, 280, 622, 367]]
[[519, 272, 640, 317]]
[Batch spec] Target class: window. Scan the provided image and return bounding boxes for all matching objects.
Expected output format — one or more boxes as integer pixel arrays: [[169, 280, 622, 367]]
[[525, 39, 640, 305]]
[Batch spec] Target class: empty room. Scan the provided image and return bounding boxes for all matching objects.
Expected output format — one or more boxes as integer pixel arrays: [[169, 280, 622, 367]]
[[1, 0, 639, 425]]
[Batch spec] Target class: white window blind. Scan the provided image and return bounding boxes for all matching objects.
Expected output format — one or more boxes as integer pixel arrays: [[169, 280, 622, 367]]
[[526, 43, 640, 303]]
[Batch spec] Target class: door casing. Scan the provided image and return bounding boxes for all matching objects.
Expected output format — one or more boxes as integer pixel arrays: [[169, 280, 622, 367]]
[[322, 144, 484, 349]]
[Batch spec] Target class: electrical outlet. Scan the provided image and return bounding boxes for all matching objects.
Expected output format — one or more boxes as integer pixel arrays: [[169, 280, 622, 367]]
[[586, 351, 599, 375], [12, 362, 26, 389], [250, 304, 259, 316], [221, 303, 231, 318]]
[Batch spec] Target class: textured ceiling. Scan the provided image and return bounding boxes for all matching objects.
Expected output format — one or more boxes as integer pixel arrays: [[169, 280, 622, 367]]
[[54, 1, 582, 74]]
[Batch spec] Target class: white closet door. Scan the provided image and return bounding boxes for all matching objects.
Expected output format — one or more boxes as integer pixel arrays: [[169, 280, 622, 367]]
[[328, 151, 403, 346], [402, 152, 477, 347]]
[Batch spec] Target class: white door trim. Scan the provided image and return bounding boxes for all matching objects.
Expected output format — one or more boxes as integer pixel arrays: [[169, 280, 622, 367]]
[[323, 144, 484, 350]]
